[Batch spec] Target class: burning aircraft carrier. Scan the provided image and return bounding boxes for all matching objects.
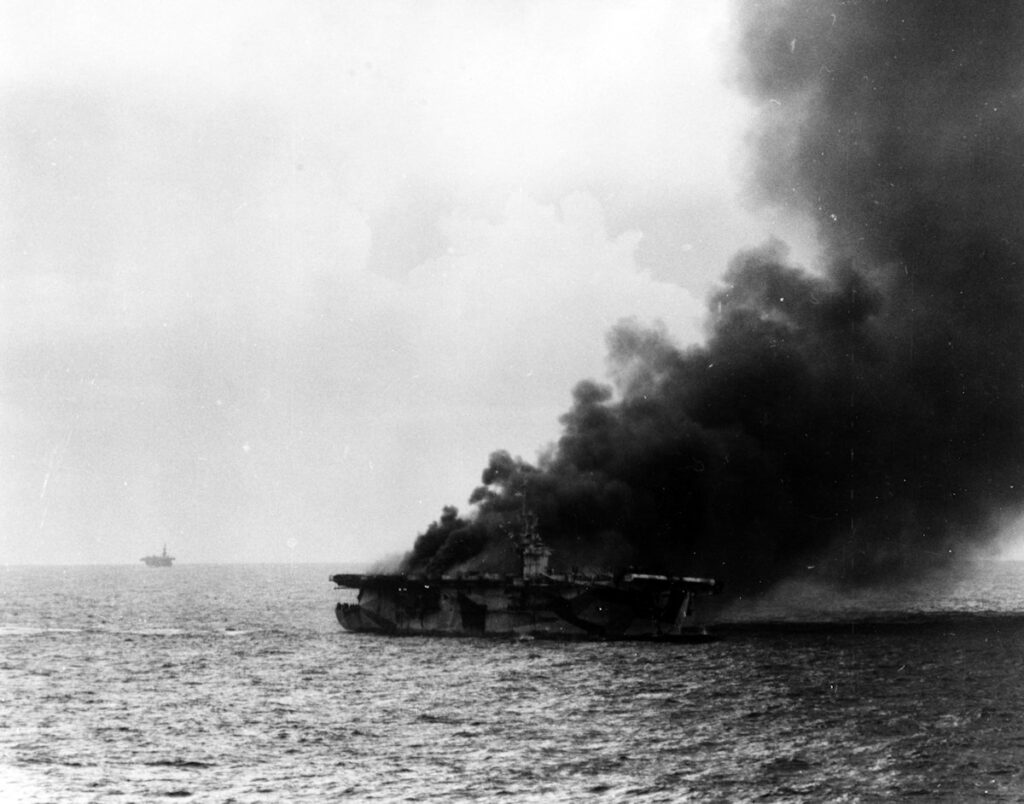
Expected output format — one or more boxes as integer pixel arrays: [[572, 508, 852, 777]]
[[335, 1, 1024, 621], [332, 516, 722, 641]]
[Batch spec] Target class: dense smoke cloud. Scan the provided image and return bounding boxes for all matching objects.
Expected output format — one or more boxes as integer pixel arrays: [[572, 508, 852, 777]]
[[403, 1, 1024, 593]]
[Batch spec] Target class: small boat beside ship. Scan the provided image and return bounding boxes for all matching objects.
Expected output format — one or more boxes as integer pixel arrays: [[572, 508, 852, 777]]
[[331, 522, 721, 641], [141, 545, 175, 567]]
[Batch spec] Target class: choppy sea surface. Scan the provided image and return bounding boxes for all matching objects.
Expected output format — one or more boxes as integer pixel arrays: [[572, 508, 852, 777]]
[[3, 562, 1024, 802]]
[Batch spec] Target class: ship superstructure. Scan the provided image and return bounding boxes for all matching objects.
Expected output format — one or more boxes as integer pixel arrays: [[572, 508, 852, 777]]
[[331, 522, 721, 641]]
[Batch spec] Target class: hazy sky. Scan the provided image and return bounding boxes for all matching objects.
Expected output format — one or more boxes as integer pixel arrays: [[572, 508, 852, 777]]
[[1, 1, 817, 565]]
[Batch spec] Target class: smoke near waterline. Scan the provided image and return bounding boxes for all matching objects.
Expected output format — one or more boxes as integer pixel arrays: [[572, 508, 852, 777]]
[[402, 1, 1024, 593]]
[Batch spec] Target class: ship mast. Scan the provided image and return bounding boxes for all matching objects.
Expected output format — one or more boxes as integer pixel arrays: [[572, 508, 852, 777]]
[[515, 511, 551, 579]]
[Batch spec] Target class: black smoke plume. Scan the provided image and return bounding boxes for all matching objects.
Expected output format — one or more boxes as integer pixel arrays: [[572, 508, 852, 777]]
[[402, 1, 1024, 594]]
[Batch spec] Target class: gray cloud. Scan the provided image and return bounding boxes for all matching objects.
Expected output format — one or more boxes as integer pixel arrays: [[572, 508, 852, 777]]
[[1, 3, 800, 565]]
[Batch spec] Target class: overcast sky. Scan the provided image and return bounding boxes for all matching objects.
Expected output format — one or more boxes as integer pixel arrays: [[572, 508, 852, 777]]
[[1, 1, 818, 566]]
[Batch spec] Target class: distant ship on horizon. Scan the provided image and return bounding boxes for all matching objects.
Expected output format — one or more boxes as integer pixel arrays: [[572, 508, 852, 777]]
[[141, 545, 174, 567]]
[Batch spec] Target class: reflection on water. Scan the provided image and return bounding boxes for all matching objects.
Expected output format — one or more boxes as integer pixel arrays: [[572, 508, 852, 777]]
[[2, 561, 1024, 801]]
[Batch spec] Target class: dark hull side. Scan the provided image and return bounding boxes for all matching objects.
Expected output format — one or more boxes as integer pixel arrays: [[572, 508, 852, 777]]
[[333, 575, 718, 642], [336, 602, 716, 642]]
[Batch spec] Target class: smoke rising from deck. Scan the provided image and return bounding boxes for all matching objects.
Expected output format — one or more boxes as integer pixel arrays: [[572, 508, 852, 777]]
[[403, 1, 1024, 593]]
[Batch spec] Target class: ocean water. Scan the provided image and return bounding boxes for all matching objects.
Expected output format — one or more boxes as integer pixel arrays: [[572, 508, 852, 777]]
[[3, 562, 1024, 802]]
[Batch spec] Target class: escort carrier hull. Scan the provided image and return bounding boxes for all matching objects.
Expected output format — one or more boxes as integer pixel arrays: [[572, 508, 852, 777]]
[[330, 571, 722, 642]]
